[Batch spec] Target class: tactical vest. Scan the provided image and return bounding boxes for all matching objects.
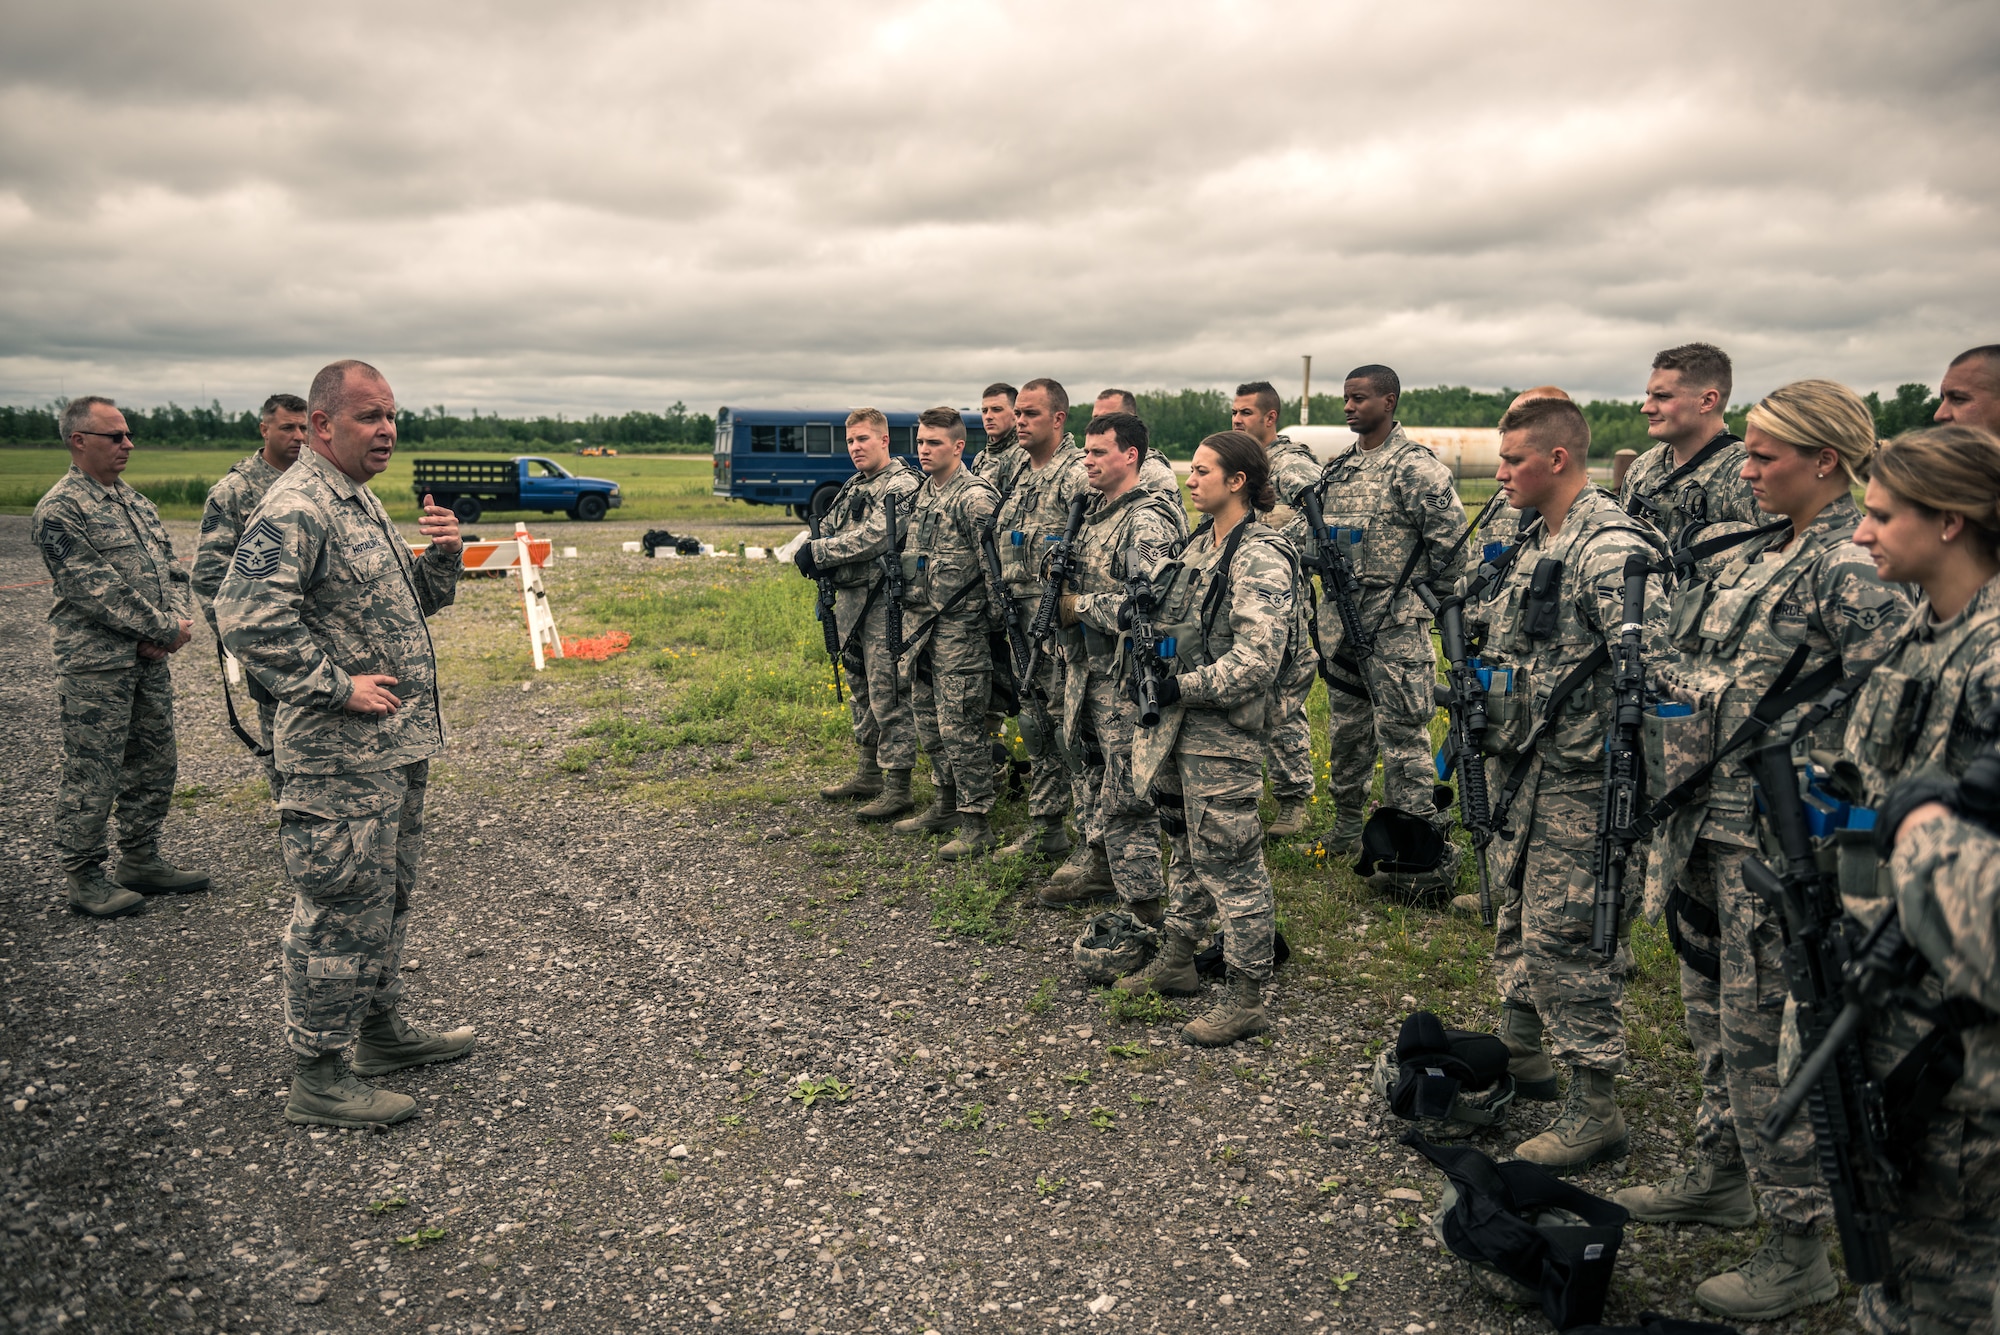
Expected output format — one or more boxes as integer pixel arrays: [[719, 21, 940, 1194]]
[[902, 470, 991, 614], [1843, 581, 2000, 800], [1150, 518, 1315, 734], [991, 442, 1082, 598], [821, 467, 912, 589], [1070, 488, 1186, 667], [1310, 432, 1431, 588]]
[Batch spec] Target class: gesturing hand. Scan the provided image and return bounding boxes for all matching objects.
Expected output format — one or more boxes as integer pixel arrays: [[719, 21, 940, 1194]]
[[345, 673, 403, 714], [417, 494, 463, 556]]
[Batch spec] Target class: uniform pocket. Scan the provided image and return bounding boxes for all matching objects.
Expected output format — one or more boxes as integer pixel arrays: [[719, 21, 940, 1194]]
[[1643, 702, 1709, 798], [1483, 666, 1527, 755], [1668, 578, 1712, 653], [1854, 670, 1929, 775]]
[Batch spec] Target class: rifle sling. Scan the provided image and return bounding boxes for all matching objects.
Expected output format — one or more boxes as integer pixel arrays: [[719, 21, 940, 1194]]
[[1491, 644, 1612, 831], [1880, 996, 2000, 1163], [900, 571, 988, 656], [1665, 886, 1722, 982], [1668, 517, 1792, 574], [1362, 487, 1507, 644], [214, 638, 272, 758], [1628, 432, 1741, 518]]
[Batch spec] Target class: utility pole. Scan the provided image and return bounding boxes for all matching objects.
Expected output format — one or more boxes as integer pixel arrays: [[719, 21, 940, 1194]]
[[1300, 356, 1312, 425]]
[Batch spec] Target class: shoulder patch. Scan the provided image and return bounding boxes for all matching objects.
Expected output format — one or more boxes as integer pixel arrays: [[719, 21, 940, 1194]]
[[233, 517, 286, 580], [1424, 489, 1456, 511], [1842, 604, 1891, 633], [39, 516, 74, 564], [1255, 584, 1294, 611], [200, 503, 225, 535]]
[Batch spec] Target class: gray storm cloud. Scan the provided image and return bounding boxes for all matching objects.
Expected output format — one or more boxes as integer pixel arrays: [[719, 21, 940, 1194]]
[[0, 0, 1995, 415]]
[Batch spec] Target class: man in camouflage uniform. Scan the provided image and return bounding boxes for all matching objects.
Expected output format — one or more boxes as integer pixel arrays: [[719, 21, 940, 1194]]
[[795, 408, 921, 822], [1935, 343, 2000, 436], [988, 379, 1093, 870], [1042, 413, 1187, 912], [32, 396, 207, 918], [1092, 388, 1180, 497], [891, 407, 1003, 860], [1301, 365, 1469, 851], [1621, 343, 1761, 561], [191, 391, 308, 800], [1476, 397, 1668, 1170], [1233, 380, 1321, 838], [967, 382, 1019, 488], [215, 359, 475, 1130]]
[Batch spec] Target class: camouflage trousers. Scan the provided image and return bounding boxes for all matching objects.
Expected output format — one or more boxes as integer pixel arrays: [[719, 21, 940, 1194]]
[[1158, 715, 1275, 980], [1324, 616, 1439, 822], [54, 661, 178, 873], [911, 618, 995, 815], [1677, 838, 1829, 1232], [1080, 672, 1163, 904], [836, 586, 916, 771], [277, 762, 428, 1059], [1009, 596, 1072, 822], [1856, 1108, 2000, 1335], [1263, 672, 1316, 803], [1493, 783, 1630, 1072]]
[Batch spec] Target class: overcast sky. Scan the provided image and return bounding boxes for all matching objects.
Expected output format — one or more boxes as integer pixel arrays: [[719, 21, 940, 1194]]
[[2, 0, 1996, 418]]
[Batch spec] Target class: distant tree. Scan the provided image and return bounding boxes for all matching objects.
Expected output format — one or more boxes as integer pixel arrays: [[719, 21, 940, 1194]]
[[1863, 383, 1940, 439]]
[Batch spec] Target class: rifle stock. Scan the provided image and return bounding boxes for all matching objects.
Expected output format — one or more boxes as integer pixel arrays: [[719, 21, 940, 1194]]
[[980, 519, 1073, 775], [1418, 580, 1494, 924], [1123, 548, 1169, 729], [806, 492, 844, 703], [1590, 554, 1651, 957], [1292, 483, 1374, 663], [879, 493, 905, 661], [1028, 494, 1089, 669]]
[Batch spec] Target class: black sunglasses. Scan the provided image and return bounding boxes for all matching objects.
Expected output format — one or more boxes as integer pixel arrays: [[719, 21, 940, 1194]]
[[77, 430, 135, 444]]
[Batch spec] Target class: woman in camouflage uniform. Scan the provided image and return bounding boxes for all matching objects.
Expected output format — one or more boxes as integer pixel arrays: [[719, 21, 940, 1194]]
[[1835, 423, 2000, 1334], [1618, 380, 1913, 1322], [1120, 432, 1316, 1047]]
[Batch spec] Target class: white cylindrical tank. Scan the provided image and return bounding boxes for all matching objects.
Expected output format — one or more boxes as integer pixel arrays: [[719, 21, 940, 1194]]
[[1282, 424, 1503, 478]]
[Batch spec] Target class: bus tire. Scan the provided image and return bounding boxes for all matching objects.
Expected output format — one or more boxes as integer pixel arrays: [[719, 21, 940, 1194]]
[[449, 496, 482, 524], [807, 483, 841, 520], [576, 493, 609, 522]]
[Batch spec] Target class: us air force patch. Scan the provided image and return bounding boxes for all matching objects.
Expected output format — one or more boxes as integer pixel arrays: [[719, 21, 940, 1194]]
[[1843, 604, 1888, 632], [39, 517, 74, 564], [200, 504, 225, 535], [1425, 489, 1456, 512], [234, 518, 285, 580], [1256, 585, 1294, 610]]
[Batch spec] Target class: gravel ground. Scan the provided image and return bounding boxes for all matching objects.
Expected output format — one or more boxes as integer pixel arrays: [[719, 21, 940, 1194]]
[[0, 513, 1863, 1335]]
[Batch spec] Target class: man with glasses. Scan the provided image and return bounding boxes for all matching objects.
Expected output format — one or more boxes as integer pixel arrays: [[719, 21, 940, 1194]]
[[193, 392, 308, 800], [32, 396, 206, 918]]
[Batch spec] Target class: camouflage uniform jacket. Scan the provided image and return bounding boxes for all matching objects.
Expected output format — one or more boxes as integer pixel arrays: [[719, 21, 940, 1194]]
[[990, 439, 1088, 603], [1138, 450, 1180, 499], [1265, 433, 1323, 540], [1618, 432, 1761, 555], [1885, 810, 2000, 1110], [807, 461, 921, 590], [1303, 422, 1469, 625], [213, 447, 461, 778], [968, 426, 1019, 490], [901, 464, 999, 624], [1133, 517, 1315, 791], [1479, 486, 1670, 806], [1059, 485, 1188, 736], [1665, 494, 1910, 845], [191, 450, 285, 633], [32, 464, 195, 671]]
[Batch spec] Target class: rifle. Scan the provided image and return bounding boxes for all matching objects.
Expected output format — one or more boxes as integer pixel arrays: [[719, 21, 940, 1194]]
[[1122, 547, 1171, 728], [1027, 494, 1090, 665], [806, 492, 843, 704], [1364, 487, 1509, 645], [1417, 580, 1493, 924], [1590, 554, 1652, 957], [879, 492, 906, 660], [1292, 482, 1374, 662], [1740, 740, 1900, 1296], [979, 517, 1071, 774]]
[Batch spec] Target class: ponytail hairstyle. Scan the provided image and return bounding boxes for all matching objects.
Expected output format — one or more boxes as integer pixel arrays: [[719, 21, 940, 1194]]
[[1871, 424, 2000, 558], [1744, 378, 1876, 490], [1196, 430, 1278, 512]]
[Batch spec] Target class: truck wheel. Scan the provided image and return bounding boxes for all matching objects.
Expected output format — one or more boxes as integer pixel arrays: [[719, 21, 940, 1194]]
[[450, 496, 482, 524], [806, 483, 841, 522], [576, 494, 609, 522]]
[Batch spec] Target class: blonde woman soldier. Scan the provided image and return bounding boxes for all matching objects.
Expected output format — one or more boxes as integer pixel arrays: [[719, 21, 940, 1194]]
[[1618, 380, 1914, 1323], [1832, 423, 2000, 1335], [1119, 432, 1317, 1047]]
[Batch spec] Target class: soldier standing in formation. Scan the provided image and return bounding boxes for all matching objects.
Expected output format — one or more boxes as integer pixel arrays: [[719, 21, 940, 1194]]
[[1232, 380, 1321, 839], [796, 408, 921, 823], [33, 396, 207, 918], [1934, 343, 2000, 436], [1477, 397, 1669, 1170], [968, 382, 1019, 485], [1618, 380, 1910, 1320], [1302, 364, 1469, 853], [192, 391, 308, 799], [1621, 342, 1763, 558], [1117, 432, 1315, 1046], [215, 359, 476, 1129], [891, 407, 1003, 860], [1093, 388, 1181, 496], [1046, 412, 1187, 913]]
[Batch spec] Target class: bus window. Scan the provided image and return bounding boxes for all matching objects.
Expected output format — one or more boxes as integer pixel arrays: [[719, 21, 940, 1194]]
[[750, 425, 777, 453], [778, 426, 803, 454], [805, 423, 833, 456], [966, 427, 988, 453], [889, 426, 915, 455]]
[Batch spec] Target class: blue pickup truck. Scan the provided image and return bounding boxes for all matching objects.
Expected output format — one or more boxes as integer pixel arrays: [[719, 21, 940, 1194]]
[[711, 407, 987, 517], [411, 457, 622, 523]]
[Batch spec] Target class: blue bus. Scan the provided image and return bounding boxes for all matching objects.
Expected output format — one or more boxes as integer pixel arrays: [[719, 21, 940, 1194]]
[[711, 407, 988, 517]]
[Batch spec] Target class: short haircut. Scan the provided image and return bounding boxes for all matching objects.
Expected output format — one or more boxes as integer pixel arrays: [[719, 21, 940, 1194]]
[[916, 405, 966, 440], [1652, 341, 1733, 403], [1345, 364, 1401, 399], [307, 359, 385, 419], [845, 407, 889, 434], [981, 382, 1018, 404], [1872, 424, 2000, 556], [1095, 388, 1137, 413], [1499, 396, 1591, 457], [1083, 412, 1148, 462], [1949, 345, 2000, 377], [1235, 381, 1281, 418], [261, 392, 307, 420], [59, 395, 117, 441], [1745, 378, 1875, 488], [1020, 377, 1068, 419]]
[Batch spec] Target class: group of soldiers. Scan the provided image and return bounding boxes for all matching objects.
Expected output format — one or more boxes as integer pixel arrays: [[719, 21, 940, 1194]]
[[28, 343, 2000, 1333]]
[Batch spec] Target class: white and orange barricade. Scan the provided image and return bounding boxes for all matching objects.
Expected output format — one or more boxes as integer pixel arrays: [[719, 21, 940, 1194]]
[[415, 522, 564, 670]]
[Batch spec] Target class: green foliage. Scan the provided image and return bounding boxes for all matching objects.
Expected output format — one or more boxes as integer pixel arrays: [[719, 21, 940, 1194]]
[[1130, 389, 1232, 459], [939, 1102, 986, 1132], [1865, 383, 1941, 438], [788, 1075, 852, 1107], [1035, 1174, 1067, 1196], [395, 1226, 449, 1250]]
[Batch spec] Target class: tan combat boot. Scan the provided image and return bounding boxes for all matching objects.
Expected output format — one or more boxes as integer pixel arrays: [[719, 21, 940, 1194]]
[[285, 1053, 418, 1129], [1498, 1003, 1561, 1101], [1113, 930, 1199, 998], [820, 746, 884, 801], [938, 813, 995, 862], [1263, 797, 1309, 840], [1321, 810, 1365, 860], [350, 1009, 477, 1077], [66, 869, 144, 919], [892, 785, 959, 835], [113, 849, 210, 895], [1612, 1151, 1758, 1227], [854, 769, 915, 823], [1693, 1231, 1838, 1321], [1513, 1065, 1627, 1171], [1046, 839, 1099, 889], [996, 817, 1070, 859], [1181, 970, 1271, 1047], [1036, 844, 1114, 908]]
